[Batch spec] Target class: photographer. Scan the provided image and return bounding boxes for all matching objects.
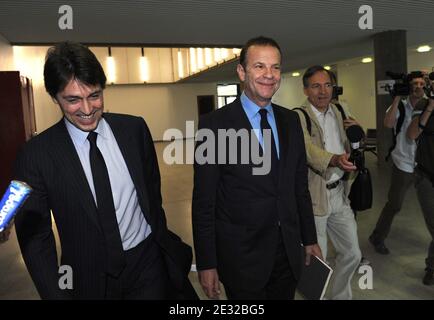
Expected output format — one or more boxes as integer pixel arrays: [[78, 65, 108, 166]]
[[407, 78, 434, 285], [369, 71, 425, 255]]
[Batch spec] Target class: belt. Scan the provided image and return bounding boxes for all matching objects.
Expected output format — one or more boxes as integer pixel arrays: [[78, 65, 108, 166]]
[[326, 179, 341, 190]]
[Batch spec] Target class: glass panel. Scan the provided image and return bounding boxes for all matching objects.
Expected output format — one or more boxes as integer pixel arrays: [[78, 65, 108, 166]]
[[226, 96, 236, 104], [217, 84, 238, 96], [218, 97, 226, 109]]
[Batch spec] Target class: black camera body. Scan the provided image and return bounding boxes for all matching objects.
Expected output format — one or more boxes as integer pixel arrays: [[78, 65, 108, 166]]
[[384, 72, 411, 97], [332, 86, 343, 100], [349, 148, 364, 170], [384, 71, 429, 97], [346, 125, 366, 170]]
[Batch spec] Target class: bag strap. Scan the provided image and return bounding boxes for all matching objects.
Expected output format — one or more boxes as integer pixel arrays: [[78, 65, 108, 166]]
[[334, 102, 347, 121], [293, 107, 312, 135], [385, 100, 405, 161]]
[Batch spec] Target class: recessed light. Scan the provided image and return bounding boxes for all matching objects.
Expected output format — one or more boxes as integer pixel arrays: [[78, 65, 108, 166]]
[[292, 72, 300, 77], [361, 57, 373, 63], [324, 66, 331, 70], [417, 45, 431, 53]]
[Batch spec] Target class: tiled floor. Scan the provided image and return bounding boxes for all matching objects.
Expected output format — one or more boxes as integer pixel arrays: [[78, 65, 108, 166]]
[[1, 141, 433, 299]]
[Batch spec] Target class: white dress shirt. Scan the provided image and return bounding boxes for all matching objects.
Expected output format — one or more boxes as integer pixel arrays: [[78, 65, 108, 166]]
[[310, 104, 345, 184], [390, 97, 417, 173], [65, 117, 151, 250]]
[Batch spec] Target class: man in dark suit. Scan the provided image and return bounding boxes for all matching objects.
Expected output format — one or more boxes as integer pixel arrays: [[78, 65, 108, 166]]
[[14, 42, 196, 299], [192, 36, 322, 300]]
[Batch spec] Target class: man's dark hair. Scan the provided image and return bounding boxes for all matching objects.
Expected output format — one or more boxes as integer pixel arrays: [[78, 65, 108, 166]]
[[302, 65, 332, 87], [44, 42, 106, 98], [407, 70, 424, 82], [329, 70, 337, 85], [239, 36, 282, 69]]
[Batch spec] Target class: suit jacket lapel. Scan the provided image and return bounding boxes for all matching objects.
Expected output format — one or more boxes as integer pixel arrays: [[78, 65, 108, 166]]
[[104, 115, 152, 221], [229, 98, 255, 132], [48, 120, 102, 231]]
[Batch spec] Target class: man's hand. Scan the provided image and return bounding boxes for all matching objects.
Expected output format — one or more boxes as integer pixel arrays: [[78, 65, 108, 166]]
[[304, 244, 323, 266], [198, 268, 221, 299], [343, 118, 359, 130], [330, 153, 357, 172]]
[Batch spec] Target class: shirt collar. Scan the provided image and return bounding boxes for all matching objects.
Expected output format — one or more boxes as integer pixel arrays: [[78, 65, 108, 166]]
[[64, 117, 108, 147], [309, 103, 333, 118], [241, 91, 274, 120]]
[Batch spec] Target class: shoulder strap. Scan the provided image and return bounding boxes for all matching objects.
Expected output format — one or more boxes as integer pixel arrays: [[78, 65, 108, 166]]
[[386, 100, 405, 161], [334, 103, 347, 121], [293, 107, 312, 135], [395, 101, 406, 135]]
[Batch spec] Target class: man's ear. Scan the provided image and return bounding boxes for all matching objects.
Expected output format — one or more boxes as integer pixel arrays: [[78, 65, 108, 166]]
[[303, 87, 308, 97], [237, 64, 246, 82]]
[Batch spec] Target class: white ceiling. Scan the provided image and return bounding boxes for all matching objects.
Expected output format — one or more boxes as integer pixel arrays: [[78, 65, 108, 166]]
[[1, 0, 434, 82]]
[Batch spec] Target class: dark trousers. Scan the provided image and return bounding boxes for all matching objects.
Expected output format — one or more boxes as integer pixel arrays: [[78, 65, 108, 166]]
[[371, 164, 415, 242], [105, 234, 169, 299], [225, 234, 296, 300]]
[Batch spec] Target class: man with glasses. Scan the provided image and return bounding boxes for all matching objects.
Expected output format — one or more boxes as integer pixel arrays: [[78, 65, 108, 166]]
[[293, 65, 362, 300]]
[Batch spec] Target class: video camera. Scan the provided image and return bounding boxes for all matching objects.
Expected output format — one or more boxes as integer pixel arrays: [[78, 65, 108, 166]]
[[332, 85, 343, 100], [384, 71, 425, 97]]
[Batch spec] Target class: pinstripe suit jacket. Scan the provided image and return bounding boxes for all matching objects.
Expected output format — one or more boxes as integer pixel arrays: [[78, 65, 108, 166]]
[[14, 113, 195, 299]]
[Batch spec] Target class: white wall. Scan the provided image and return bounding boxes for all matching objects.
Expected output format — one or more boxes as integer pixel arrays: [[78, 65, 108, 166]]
[[337, 61, 376, 130], [408, 49, 434, 72], [11, 46, 62, 133], [0, 34, 14, 70], [273, 72, 306, 108], [104, 83, 217, 140]]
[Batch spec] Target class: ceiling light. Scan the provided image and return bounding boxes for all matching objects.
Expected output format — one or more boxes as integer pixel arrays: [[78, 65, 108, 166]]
[[106, 47, 116, 83], [197, 48, 204, 69], [205, 48, 213, 66], [221, 48, 229, 60], [361, 57, 373, 63], [324, 66, 331, 70], [292, 72, 300, 77], [417, 45, 431, 53], [214, 48, 222, 62], [177, 49, 184, 78], [189, 48, 197, 73], [139, 47, 149, 82], [232, 48, 241, 55]]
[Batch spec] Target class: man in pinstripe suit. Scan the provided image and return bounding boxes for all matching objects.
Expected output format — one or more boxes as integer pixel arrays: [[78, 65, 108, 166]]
[[14, 42, 196, 300]]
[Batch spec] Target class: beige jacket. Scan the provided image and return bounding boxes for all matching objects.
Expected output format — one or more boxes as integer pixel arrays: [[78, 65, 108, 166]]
[[294, 101, 354, 216]]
